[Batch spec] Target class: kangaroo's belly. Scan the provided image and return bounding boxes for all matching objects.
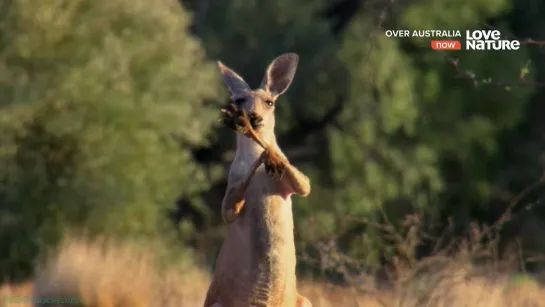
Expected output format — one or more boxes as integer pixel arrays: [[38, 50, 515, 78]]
[[246, 246, 296, 307], [210, 187, 298, 307], [212, 241, 297, 307]]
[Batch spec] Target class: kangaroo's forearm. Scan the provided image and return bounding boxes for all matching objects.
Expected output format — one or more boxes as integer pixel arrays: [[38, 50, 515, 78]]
[[221, 185, 245, 224], [245, 126, 269, 151], [281, 163, 311, 197], [222, 155, 264, 223], [237, 124, 310, 196]]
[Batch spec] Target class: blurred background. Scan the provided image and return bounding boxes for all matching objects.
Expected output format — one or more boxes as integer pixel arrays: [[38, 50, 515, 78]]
[[1, 0, 545, 305]]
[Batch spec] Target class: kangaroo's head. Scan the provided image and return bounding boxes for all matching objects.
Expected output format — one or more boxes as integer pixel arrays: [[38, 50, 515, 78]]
[[217, 53, 298, 144]]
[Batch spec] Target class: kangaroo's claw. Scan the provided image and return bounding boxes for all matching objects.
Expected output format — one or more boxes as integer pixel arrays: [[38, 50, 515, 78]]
[[249, 112, 263, 129], [221, 103, 253, 134], [261, 149, 286, 180]]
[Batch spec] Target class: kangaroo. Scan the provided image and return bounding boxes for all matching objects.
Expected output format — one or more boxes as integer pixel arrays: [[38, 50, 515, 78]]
[[203, 53, 312, 307]]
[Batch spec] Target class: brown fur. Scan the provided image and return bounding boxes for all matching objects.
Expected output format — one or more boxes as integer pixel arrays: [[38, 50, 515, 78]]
[[204, 54, 312, 307]]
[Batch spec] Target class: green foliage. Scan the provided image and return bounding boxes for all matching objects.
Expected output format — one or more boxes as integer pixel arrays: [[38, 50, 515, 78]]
[[401, 0, 510, 29], [0, 0, 220, 280], [296, 2, 535, 267]]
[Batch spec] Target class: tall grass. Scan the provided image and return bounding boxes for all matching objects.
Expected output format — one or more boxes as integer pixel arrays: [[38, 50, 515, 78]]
[[0, 236, 544, 307]]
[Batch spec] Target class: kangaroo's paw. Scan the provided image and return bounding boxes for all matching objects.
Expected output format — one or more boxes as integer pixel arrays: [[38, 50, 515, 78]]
[[222, 198, 245, 223], [261, 149, 286, 180], [297, 294, 313, 307], [221, 186, 246, 224], [221, 103, 256, 135]]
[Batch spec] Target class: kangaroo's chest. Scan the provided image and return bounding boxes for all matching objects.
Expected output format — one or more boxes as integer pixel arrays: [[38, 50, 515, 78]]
[[244, 169, 294, 247]]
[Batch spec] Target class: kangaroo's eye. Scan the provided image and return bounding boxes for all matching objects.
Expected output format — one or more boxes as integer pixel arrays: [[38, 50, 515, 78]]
[[265, 100, 274, 106]]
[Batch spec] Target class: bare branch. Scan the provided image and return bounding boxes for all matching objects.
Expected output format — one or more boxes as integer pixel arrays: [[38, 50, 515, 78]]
[[519, 38, 545, 46], [446, 57, 545, 88]]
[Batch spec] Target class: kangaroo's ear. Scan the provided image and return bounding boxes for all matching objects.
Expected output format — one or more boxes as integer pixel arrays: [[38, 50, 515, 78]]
[[260, 53, 298, 97], [217, 61, 250, 94]]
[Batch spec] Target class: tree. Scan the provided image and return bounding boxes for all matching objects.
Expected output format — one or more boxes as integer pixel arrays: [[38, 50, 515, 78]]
[[297, 0, 536, 267], [0, 0, 221, 280]]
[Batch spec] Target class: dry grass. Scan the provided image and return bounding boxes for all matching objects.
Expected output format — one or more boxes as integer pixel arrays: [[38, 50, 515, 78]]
[[1, 237, 545, 307], [2, 237, 209, 307], [299, 274, 545, 307]]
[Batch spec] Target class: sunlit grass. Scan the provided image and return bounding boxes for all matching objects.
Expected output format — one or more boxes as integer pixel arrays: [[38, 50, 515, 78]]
[[1, 237, 544, 307]]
